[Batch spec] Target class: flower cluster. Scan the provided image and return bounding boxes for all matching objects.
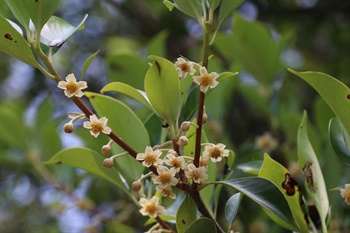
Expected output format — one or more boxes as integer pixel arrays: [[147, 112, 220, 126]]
[[57, 73, 87, 98], [174, 57, 220, 93], [340, 184, 350, 205]]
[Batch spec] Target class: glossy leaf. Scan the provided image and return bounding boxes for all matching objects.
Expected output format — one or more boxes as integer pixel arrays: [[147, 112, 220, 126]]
[[225, 192, 242, 226], [259, 154, 309, 232], [184, 217, 216, 233], [173, 0, 203, 21], [237, 161, 263, 175], [85, 92, 148, 181], [297, 111, 329, 232], [145, 55, 181, 127], [44, 147, 127, 192], [176, 195, 197, 233], [40, 15, 88, 47], [214, 177, 295, 227], [288, 69, 350, 135], [101, 82, 153, 111], [81, 50, 99, 80], [0, 16, 40, 68], [329, 118, 350, 165], [6, 0, 60, 32], [208, 0, 221, 10], [163, 0, 175, 11]]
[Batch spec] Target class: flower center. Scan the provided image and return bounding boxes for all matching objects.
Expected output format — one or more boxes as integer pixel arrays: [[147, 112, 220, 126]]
[[144, 154, 157, 165], [201, 74, 212, 86], [180, 63, 190, 72], [159, 173, 172, 184], [145, 203, 157, 215], [66, 81, 78, 93], [211, 148, 221, 159], [91, 122, 103, 134]]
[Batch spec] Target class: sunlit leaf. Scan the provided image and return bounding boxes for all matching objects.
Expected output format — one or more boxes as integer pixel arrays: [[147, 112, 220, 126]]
[[288, 69, 350, 135], [163, 0, 175, 11], [225, 192, 242, 226], [145, 55, 181, 128], [44, 147, 128, 192], [237, 161, 263, 175], [329, 118, 350, 165], [40, 15, 88, 48], [214, 177, 295, 228], [101, 82, 153, 110], [176, 195, 197, 233], [297, 111, 329, 232], [0, 16, 40, 68], [184, 217, 216, 233], [259, 154, 309, 232]]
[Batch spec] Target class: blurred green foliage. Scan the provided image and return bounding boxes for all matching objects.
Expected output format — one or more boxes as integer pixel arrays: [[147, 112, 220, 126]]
[[1, 0, 349, 232]]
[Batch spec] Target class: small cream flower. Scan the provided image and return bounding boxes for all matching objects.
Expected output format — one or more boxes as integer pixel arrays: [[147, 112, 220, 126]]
[[83, 114, 112, 138], [174, 57, 196, 78], [193, 66, 219, 93], [139, 196, 165, 218], [255, 132, 278, 153], [136, 146, 163, 167], [202, 143, 229, 163], [152, 166, 178, 188], [340, 184, 350, 205], [185, 163, 208, 184], [156, 185, 177, 199], [164, 153, 186, 172], [57, 73, 87, 98]]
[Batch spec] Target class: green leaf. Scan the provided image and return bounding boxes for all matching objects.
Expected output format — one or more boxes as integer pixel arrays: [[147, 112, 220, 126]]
[[225, 192, 242, 226], [147, 31, 168, 57], [81, 50, 99, 80], [6, 0, 60, 32], [40, 15, 88, 47], [163, 0, 175, 11], [329, 118, 350, 165], [215, 14, 281, 84], [176, 195, 197, 233], [237, 161, 263, 175], [107, 53, 148, 90], [208, 0, 221, 10], [173, 0, 203, 21], [101, 82, 153, 111], [258, 154, 309, 232], [0, 16, 40, 68], [216, 0, 245, 32], [215, 177, 294, 227], [184, 217, 216, 233], [44, 147, 127, 192], [145, 55, 181, 127], [297, 111, 329, 232], [288, 69, 350, 135], [85, 92, 147, 182]]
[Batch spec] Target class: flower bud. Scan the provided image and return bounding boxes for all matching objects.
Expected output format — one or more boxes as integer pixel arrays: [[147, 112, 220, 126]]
[[202, 113, 208, 124], [64, 122, 74, 133], [101, 145, 111, 156], [181, 121, 191, 131], [103, 158, 114, 168], [177, 136, 188, 147], [132, 181, 142, 191]]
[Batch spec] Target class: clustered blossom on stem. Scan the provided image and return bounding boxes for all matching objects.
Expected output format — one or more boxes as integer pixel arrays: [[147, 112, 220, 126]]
[[83, 114, 112, 138], [193, 66, 220, 93], [202, 143, 229, 163], [174, 57, 196, 78], [136, 146, 163, 167], [185, 163, 208, 184], [57, 73, 87, 98], [340, 184, 350, 205], [139, 196, 165, 218], [152, 166, 179, 199], [164, 152, 186, 172]]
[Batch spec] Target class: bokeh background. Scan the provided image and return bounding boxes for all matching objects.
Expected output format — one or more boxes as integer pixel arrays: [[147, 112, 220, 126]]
[[1, 0, 349, 232]]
